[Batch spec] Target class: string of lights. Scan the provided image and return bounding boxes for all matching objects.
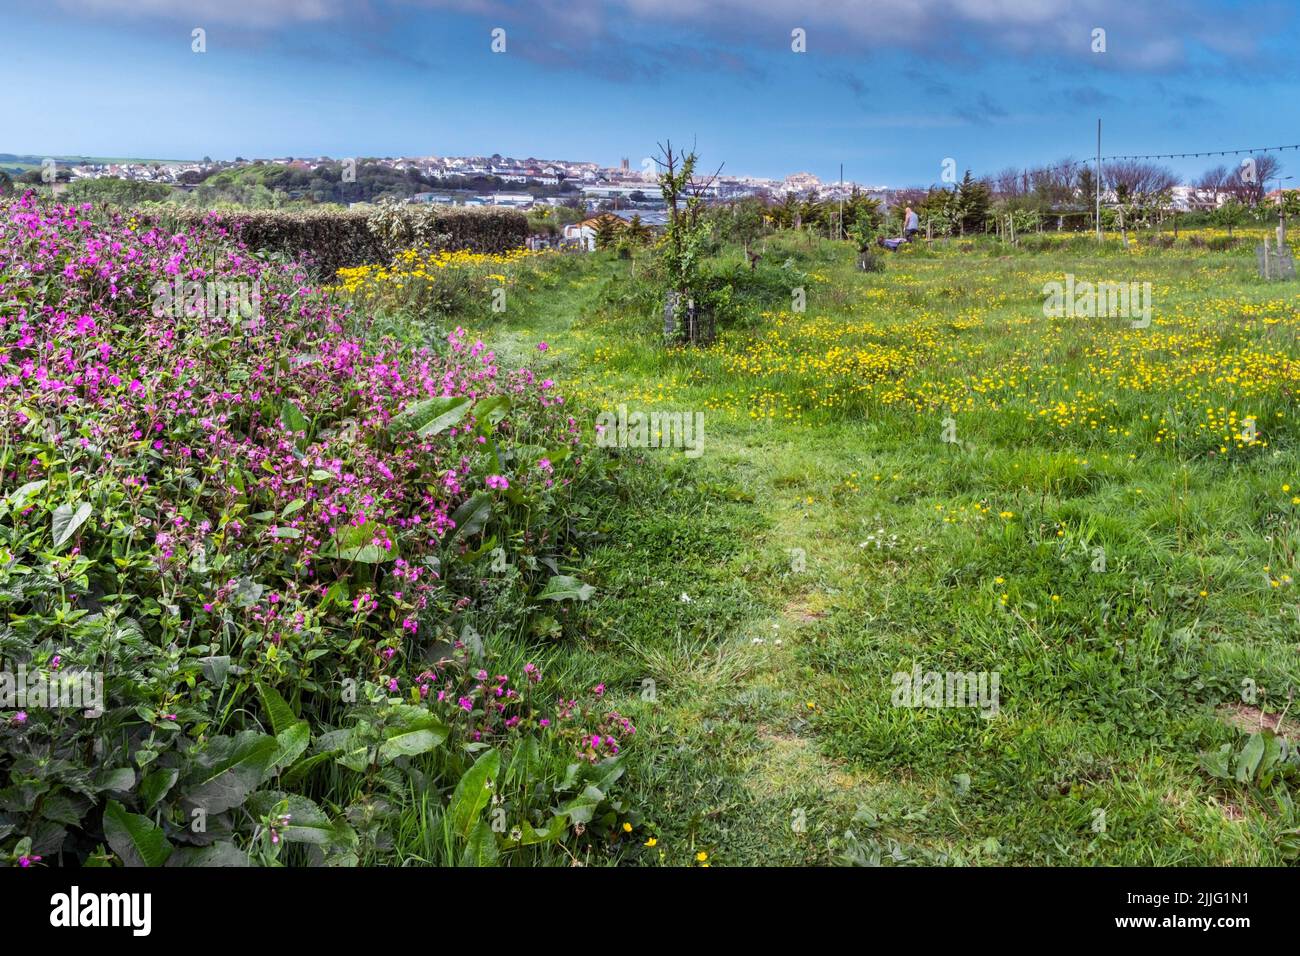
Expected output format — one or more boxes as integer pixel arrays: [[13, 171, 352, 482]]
[[1101, 143, 1300, 161]]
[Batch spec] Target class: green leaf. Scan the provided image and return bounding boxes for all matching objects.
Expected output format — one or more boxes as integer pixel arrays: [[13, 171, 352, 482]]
[[280, 750, 339, 788], [247, 792, 358, 850], [391, 395, 473, 438], [231, 576, 264, 608], [52, 502, 93, 547], [139, 768, 179, 809], [472, 395, 511, 433], [272, 722, 311, 774], [460, 819, 500, 866], [448, 748, 500, 838], [538, 575, 596, 602], [256, 682, 299, 737], [1237, 733, 1267, 784], [559, 785, 606, 826], [94, 768, 136, 793], [6, 480, 46, 510], [321, 521, 397, 563], [199, 655, 231, 686], [184, 733, 279, 814], [280, 400, 310, 437], [450, 493, 492, 540], [502, 814, 568, 848], [165, 842, 249, 867], [379, 713, 449, 762], [103, 800, 172, 867]]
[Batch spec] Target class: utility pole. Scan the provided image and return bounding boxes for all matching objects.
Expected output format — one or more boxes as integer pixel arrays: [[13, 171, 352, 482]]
[[838, 163, 844, 241], [1095, 118, 1102, 242]]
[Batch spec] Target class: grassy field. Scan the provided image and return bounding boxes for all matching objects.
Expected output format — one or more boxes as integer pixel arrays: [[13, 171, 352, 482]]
[[464, 233, 1300, 865]]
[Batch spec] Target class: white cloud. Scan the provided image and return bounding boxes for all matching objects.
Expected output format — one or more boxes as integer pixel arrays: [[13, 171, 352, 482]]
[[42, 0, 1268, 71]]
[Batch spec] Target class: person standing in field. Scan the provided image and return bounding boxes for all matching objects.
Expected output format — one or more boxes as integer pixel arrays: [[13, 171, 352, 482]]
[[904, 205, 920, 242]]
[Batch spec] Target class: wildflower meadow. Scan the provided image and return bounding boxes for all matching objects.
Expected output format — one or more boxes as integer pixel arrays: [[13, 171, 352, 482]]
[[2, 190, 1298, 872]]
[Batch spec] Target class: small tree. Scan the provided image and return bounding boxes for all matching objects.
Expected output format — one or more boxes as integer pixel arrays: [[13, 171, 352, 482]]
[[593, 214, 623, 250], [1214, 199, 1247, 238], [624, 213, 652, 245], [655, 140, 719, 343]]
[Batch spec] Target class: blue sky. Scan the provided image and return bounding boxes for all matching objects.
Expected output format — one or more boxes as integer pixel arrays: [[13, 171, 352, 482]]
[[2, 0, 1297, 186]]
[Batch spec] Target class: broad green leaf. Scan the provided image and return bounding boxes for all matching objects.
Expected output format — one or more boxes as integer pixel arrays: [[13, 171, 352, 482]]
[[231, 576, 264, 608], [450, 493, 492, 540], [52, 502, 93, 547], [271, 722, 311, 774], [390, 395, 473, 438], [184, 734, 279, 814], [448, 748, 500, 838], [199, 655, 231, 686], [538, 575, 596, 602], [256, 682, 299, 737], [280, 750, 339, 788], [139, 767, 179, 809], [559, 784, 606, 826], [322, 521, 396, 563], [247, 792, 358, 850], [379, 713, 449, 762], [103, 800, 172, 867], [1237, 733, 1267, 784], [461, 819, 500, 866], [6, 480, 46, 510], [472, 395, 511, 432], [165, 842, 249, 867], [280, 399, 310, 437], [502, 814, 568, 848], [94, 768, 136, 793]]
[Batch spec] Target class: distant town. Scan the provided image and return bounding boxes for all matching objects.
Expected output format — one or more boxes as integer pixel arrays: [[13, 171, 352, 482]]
[[2, 151, 890, 213], [3, 150, 1289, 226]]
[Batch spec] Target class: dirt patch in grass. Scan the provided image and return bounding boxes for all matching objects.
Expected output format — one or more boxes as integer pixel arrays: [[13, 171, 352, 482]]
[[1218, 702, 1299, 740]]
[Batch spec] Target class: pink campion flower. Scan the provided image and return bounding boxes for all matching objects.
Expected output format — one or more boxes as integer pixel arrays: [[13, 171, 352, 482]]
[[12, 712, 28, 726], [18, 855, 41, 868], [387, 678, 399, 693], [593, 683, 606, 697], [537, 458, 553, 474], [458, 697, 474, 712], [485, 475, 509, 490], [537, 342, 549, 352]]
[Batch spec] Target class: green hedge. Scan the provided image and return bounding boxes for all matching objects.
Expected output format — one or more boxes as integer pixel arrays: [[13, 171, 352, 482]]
[[146, 206, 528, 277]]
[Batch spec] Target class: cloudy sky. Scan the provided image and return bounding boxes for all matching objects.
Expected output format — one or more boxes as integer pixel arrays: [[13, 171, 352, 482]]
[[2, 0, 1296, 184]]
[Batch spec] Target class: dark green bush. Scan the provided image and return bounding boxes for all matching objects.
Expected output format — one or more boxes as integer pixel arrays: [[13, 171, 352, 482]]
[[144, 206, 528, 278]]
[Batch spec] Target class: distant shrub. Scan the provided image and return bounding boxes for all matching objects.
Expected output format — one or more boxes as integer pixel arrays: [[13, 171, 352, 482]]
[[64, 177, 174, 205], [144, 205, 528, 277]]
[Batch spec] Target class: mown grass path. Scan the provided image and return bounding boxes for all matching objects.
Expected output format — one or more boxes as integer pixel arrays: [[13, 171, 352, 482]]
[[480, 238, 1300, 865]]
